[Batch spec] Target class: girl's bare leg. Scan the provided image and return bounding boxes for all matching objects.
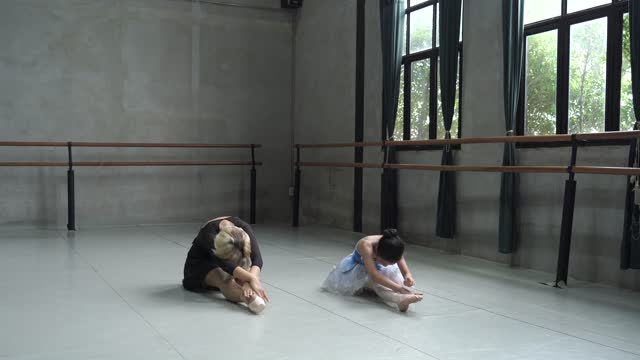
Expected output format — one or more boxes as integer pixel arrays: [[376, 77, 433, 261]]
[[366, 282, 423, 312]]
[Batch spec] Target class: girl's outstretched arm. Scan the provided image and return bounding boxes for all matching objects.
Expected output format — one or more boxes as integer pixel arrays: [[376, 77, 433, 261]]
[[357, 239, 410, 294], [397, 257, 415, 287]]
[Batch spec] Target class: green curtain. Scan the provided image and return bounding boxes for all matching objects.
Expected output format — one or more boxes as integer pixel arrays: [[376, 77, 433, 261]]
[[435, 0, 462, 238], [621, 0, 640, 269], [380, 147, 399, 230], [380, 0, 405, 231], [498, 0, 524, 254]]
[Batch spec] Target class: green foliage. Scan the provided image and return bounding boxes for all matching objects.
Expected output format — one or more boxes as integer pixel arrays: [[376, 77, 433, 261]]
[[525, 31, 557, 135], [525, 11, 636, 135], [412, 59, 431, 139], [568, 19, 606, 134]]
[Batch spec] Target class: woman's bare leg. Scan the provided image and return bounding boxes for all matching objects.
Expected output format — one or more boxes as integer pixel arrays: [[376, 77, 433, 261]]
[[203, 269, 254, 304]]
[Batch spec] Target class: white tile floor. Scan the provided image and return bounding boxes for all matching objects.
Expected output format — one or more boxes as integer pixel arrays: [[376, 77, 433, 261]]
[[1, 223, 640, 360]]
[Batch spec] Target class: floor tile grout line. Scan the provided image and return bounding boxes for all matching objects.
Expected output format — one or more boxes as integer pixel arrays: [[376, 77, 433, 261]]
[[86, 262, 190, 360], [142, 227, 439, 359], [140, 226, 640, 357], [255, 238, 640, 357], [142, 225, 192, 249], [259, 240, 337, 265], [53, 229, 189, 360], [264, 281, 441, 360], [471, 307, 640, 357]]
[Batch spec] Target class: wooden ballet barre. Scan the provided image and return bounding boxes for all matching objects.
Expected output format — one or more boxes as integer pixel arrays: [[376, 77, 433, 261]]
[[386, 135, 564, 146], [292, 132, 640, 286], [572, 166, 640, 176], [385, 164, 568, 174], [388, 131, 640, 147], [295, 141, 384, 149], [0, 162, 69, 166], [0, 141, 261, 149], [0, 161, 261, 167], [296, 161, 567, 173], [295, 161, 382, 168], [0, 141, 68, 147], [0, 140, 262, 230], [295, 161, 640, 176], [71, 142, 261, 149], [574, 131, 640, 141], [294, 130, 640, 148]]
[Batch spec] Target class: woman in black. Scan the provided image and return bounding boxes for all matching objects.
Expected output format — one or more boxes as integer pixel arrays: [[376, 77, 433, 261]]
[[183, 216, 269, 313]]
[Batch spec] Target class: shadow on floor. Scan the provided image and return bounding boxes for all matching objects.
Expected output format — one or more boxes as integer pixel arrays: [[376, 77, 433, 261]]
[[146, 284, 249, 314]]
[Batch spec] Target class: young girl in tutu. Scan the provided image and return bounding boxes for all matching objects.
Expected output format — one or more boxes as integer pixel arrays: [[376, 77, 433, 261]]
[[323, 229, 423, 312]]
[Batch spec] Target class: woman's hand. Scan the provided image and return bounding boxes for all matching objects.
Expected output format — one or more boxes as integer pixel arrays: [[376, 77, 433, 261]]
[[249, 277, 270, 302], [403, 273, 415, 287], [242, 282, 254, 300]]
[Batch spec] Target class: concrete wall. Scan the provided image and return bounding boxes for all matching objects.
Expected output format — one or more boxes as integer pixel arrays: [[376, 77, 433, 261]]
[[361, 0, 384, 236], [0, 0, 293, 226], [293, 0, 356, 229], [293, 0, 640, 290]]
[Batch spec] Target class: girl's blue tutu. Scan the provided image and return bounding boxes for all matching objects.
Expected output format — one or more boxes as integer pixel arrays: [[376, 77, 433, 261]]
[[322, 249, 403, 295]]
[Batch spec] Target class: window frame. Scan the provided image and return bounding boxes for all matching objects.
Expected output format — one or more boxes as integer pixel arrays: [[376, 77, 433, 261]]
[[517, 0, 631, 147], [397, 0, 463, 151]]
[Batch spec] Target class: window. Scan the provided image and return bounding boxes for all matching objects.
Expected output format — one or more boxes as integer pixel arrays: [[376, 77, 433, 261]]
[[395, 0, 462, 144], [519, 0, 631, 137]]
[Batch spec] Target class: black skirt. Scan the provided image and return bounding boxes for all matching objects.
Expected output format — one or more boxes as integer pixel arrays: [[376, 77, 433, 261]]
[[182, 243, 221, 292]]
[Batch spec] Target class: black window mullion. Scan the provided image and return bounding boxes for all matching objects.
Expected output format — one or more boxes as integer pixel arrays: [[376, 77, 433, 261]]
[[557, 22, 570, 134], [528, 1, 627, 33], [458, 45, 463, 138], [406, 0, 437, 13], [403, 9, 410, 140], [605, 9, 623, 131], [432, 2, 438, 139], [403, 63, 411, 140], [562, 0, 568, 15], [429, 55, 438, 139], [404, 47, 438, 63], [525, 22, 561, 36]]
